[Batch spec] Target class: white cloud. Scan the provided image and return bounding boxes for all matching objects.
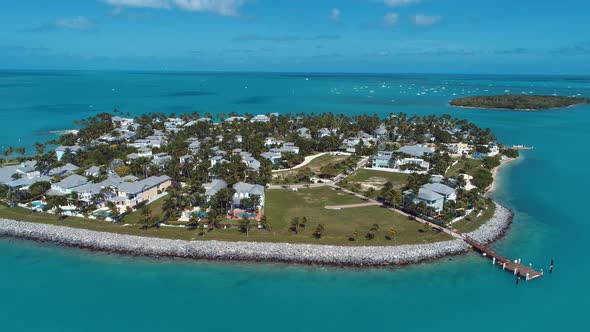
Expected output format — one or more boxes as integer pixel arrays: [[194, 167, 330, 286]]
[[330, 8, 341, 21], [383, 12, 399, 26], [383, 0, 421, 7], [100, 0, 246, 16], [411, 14, 441, 26], [53, 16, 94, 30]]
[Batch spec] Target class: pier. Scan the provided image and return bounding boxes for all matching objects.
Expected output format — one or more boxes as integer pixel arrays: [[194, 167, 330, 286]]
[[511, 145, 534, 150], [464, 237, 543, 280]]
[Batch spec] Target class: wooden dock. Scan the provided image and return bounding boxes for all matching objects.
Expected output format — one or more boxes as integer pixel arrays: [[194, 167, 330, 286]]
[[464, 237, 543, 280], [511, 145, 534, 150]]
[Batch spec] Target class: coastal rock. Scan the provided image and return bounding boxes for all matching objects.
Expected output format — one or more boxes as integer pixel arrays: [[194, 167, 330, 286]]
[[0, 203, 513, 267]]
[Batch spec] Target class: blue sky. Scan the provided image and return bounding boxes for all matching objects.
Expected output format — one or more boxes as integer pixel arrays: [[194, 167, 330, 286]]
[[1, 0, 590, 74]]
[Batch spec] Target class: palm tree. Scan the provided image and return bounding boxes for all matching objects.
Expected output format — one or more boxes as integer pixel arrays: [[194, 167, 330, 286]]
[[34, 142, 45, 155], [140, 205, 153, 229], [15, 147, 25, 158], [3, 146, 13, 157], [389, 227, 396, 243], [238, 216, 252, 236], [312, 223, 325, 239]]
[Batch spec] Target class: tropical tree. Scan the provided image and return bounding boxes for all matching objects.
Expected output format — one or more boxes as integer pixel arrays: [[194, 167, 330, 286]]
[[238, 216, 252, 236], [140, 205, 153, 229], [366, 223, 380, 240], [388, 227, 396, 242], [289, 217, 300, 234], [312, 223, 325, 239]]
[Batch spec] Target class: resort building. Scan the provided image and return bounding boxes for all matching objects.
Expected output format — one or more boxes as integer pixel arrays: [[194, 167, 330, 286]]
[[317, 128, 332, 138]]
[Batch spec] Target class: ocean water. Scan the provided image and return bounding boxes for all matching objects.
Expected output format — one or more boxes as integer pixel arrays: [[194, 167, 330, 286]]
[[1, 71, 589, 331]]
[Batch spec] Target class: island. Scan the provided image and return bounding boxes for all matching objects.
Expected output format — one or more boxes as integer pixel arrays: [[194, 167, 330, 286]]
[[0, 111, 521, 266], [450, 94, 589, 110]]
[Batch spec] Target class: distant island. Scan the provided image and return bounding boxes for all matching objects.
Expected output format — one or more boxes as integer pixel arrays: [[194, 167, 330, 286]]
[[450, 95, 589, 110]]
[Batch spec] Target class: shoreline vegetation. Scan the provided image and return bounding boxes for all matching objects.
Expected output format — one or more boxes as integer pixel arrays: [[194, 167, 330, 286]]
[[0, 109, 523, 267], [450, 94, 589, 110]]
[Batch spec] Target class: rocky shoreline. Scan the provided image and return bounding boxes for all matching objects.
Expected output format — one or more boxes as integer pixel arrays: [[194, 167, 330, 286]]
[[0, 203, 512, 267]]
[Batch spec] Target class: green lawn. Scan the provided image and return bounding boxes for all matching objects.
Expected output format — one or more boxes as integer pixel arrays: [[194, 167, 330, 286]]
[[446, 159, 484, 177], [120, 196, 167, 224], [272, 154, 348, 184], [0, 187, 452, 246], [263, 187, 451, 245], [340, 169, 409, 192], [452, 202, 496, 233]]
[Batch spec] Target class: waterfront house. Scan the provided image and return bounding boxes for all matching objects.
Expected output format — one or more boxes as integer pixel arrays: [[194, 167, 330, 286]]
[[404, 188, 445, 213], [115, 175, 171, 209], [422, 183, 457, 202], [232, 182, 265, 209]]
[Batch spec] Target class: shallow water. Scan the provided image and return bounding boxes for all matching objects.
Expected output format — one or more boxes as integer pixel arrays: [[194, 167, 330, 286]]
[[0, 71, 588, 331]]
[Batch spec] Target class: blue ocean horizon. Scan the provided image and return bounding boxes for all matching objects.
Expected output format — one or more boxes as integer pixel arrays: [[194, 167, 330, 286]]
[[0, 70, 588, 331]]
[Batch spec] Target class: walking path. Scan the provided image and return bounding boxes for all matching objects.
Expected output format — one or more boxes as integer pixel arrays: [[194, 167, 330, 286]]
[[324, 202, 381, 210], [271, 152, 328, 173]]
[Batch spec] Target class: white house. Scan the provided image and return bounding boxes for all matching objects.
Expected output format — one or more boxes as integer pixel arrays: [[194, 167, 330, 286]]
[[232, 182, 265, 209]]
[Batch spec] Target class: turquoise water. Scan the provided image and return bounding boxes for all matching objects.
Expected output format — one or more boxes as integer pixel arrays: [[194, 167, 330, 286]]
[[1, 71, 589, 331]]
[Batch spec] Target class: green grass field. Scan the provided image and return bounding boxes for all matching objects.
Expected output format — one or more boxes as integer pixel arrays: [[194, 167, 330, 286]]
[[272, 154, 348, 184], [446, 159, 485, 177], [0, 186, 452, 246], [452, 202, 496, 233], [263, 187, 451, 245], [340, 169, 409, 192]]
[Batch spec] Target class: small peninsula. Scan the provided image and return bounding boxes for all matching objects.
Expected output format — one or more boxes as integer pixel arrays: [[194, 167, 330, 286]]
[[450, 94, 589, 110]]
